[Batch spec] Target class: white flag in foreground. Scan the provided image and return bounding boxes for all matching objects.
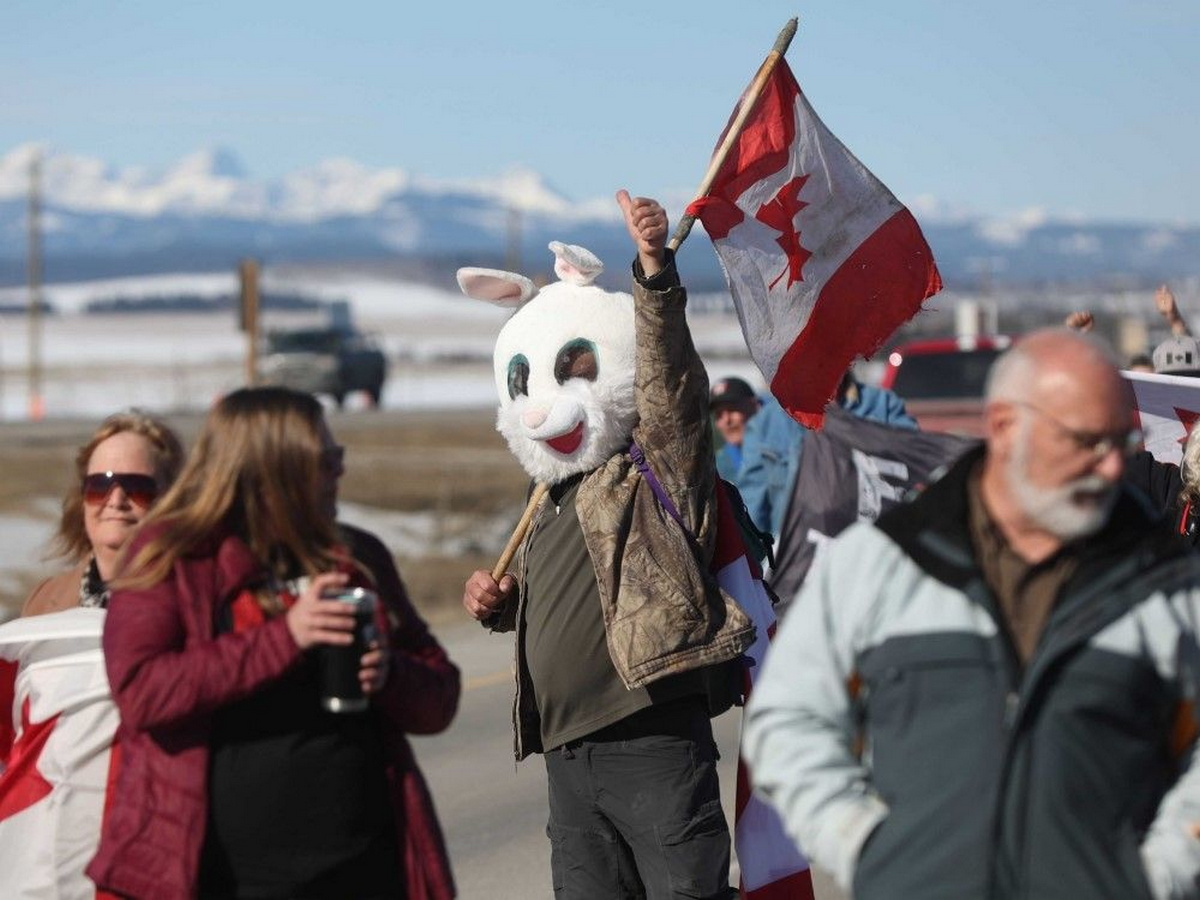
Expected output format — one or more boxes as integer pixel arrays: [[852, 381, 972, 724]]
[[709, 486, 815, 899], [0, 608, 117, 900]]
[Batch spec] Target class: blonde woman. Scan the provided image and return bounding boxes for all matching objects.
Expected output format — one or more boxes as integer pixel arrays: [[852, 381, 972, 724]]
[[87, 387, 459, 900], [22, 410, 184, 616]]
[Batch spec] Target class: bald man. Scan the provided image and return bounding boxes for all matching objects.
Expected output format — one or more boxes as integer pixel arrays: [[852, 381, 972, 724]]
[[744, 329, 1200, 900]]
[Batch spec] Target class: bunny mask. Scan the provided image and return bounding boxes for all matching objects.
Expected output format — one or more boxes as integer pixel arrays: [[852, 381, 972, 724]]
[[457, 242, 638, 485]]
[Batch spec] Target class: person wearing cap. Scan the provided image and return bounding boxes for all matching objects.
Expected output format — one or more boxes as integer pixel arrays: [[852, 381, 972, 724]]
[[1067, 285, 1192, 374], [738, 370, 916, 540], [1144, 284, 1194, 374], [710, 376, 761, 481], [1152, 334, 1200, 376]]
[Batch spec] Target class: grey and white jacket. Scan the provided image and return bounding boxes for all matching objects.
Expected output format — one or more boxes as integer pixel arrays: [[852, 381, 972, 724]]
[[744, 446, 1200, 900]]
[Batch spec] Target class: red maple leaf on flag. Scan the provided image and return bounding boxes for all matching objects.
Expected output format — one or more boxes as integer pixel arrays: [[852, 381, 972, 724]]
[[755, 174, 812, 290], [0, 697, 59, 821], [687, 58, 941, 429], [1175, 407, 1200, 447]]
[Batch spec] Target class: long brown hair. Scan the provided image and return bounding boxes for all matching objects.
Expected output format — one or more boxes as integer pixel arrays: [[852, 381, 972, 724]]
[[53, 410, 185, 563], [120, 387, 341, 589]]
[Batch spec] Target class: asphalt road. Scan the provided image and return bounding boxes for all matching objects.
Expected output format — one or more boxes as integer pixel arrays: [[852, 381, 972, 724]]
[[415, 619, 844, 899]]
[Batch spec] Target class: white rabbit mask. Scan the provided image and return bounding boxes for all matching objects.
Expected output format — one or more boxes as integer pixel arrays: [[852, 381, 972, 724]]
[[457, 242, 637, 485]]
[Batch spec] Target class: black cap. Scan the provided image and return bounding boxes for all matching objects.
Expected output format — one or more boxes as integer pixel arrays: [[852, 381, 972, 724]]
[[710, 376, 756, 407]]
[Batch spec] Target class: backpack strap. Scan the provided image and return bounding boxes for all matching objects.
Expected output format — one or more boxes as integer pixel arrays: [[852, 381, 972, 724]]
[[631, 439, 776, 572], [629, 440, 686, 530]]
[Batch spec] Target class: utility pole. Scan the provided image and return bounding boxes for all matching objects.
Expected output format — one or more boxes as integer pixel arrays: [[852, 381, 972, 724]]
[[505, 206, 522, 274], [27, 152, 44, 420], [238, 258, 260, 386]]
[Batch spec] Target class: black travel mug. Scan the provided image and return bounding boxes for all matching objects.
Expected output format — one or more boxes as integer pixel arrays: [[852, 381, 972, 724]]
[[316, 587, 379, 713]]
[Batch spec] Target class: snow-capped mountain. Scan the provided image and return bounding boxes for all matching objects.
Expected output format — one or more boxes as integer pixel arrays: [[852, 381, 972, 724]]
[[1, 144, 1199, 290], [0, 144, 587, 223]]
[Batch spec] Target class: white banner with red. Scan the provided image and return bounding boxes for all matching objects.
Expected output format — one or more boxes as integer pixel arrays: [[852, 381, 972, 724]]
[[711, 485, 815, 899], [1125, 369, 1200, 463], [0, 608, 117, 900]]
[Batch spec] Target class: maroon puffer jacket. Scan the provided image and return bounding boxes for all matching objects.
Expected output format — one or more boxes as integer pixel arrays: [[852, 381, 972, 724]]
[[87, 523, 460, 899]]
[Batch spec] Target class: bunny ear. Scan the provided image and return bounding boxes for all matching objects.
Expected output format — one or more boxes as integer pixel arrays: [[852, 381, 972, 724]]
[[549, 242, 604, 286], [455, 267, 538, 308]]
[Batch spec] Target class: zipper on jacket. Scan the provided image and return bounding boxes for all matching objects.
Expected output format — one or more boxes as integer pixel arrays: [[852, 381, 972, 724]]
[[988, 549, 1198, 899], [1003, 691, 1019, 729]]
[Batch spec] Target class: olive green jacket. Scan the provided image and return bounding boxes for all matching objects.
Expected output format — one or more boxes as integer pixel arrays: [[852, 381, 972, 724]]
[[492, 263, 757, 758]]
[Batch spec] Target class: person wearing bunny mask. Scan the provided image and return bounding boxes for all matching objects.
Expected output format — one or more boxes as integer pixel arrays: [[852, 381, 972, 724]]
[[461, 192, 753, 899]]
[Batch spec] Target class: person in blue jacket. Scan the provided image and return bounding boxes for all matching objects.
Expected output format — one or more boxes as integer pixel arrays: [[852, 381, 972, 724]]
[[710, 376, 762, 482], [737, 371, 916, 538]]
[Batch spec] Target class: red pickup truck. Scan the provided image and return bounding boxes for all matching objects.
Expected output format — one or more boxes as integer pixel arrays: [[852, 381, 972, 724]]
[[879, 336, 1014, 437]]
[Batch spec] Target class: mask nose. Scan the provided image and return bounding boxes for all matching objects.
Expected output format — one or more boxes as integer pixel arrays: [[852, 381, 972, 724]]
[[523, 408, 548, 429]]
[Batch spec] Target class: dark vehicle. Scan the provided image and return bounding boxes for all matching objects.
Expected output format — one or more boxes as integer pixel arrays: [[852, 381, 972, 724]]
[[880, 335, 1014, 436], [259, 327, 387, 408]]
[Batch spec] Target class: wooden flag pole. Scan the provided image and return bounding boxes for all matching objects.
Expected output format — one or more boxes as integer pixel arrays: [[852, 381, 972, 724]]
[[491, 483, 549, 580], [667, 17, 798, 252]]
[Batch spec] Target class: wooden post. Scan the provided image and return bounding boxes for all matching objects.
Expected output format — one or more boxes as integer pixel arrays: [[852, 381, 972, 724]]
[[505, 206, 522, 274], [27, 152, 44, 420], [239, 258, 260, 386]]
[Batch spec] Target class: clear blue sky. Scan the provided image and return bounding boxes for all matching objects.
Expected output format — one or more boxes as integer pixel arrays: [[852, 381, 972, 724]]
[[3, 0, 1198, 224]]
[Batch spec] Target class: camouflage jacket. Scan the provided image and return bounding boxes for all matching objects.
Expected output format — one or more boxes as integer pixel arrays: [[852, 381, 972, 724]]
[[491, 262, 757, 759]]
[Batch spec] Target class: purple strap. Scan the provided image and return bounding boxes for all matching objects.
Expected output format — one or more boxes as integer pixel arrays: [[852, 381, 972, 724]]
[[629, 441, 686, 530]]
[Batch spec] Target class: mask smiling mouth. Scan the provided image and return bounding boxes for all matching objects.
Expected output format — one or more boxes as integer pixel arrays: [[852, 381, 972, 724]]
[[544, 422, 584, 455]]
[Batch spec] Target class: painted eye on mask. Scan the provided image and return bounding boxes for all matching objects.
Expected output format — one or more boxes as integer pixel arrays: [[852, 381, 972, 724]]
[[554, 339, 598, 385], [507, 354, 530, 400]]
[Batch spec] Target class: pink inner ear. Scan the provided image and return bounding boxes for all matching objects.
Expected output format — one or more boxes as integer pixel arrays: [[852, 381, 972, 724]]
[[460, 273, 525, 304], [555, 261, 583, 282]]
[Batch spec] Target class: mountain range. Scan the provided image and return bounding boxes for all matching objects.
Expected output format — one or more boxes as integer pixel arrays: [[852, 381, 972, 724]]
[[2, 144, 1198, 292]]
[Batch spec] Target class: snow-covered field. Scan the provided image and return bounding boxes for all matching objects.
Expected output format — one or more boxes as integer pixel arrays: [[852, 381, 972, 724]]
[[0, 270, 758, 612], [0, 270, 758, 421]]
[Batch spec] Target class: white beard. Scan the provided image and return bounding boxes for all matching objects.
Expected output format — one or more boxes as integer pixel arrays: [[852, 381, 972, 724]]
[[1006, 425, 1116, 541]]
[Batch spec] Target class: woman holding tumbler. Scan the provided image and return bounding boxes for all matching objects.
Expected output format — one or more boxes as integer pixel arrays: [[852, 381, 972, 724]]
[[87, 387, 459, 900]]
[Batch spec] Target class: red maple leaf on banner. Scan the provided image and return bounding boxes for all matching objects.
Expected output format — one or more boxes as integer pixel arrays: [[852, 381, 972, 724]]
[[1175, 407, 1200, 447], [0, 697, 59, 821], [755, 174, 812, 291]]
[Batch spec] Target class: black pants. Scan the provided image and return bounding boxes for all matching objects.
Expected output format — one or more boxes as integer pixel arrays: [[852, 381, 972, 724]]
[[543, 698, 733, 900]]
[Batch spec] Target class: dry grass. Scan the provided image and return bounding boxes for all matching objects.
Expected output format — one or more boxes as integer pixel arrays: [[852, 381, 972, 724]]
[[0, 441, 80, 516], [0, 408, 530, 623]]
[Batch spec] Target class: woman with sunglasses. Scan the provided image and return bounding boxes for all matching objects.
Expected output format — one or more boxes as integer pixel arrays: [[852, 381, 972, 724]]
[[86, 386, 459, 900], [21, 410, 184, 616]]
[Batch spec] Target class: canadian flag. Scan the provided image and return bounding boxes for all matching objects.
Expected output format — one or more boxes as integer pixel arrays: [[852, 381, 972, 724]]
[[0, 608, 119, 900], [711, 484, 814, 900], [687, 59, 941, 428], [1124, 369, 1200, 462]]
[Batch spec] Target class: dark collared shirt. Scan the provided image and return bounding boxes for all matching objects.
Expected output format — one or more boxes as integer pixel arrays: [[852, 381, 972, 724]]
[[966, 464, 1081, 664]]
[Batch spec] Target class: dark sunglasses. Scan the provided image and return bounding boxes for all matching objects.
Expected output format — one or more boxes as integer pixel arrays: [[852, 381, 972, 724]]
[[82, 471, 159, 507]]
